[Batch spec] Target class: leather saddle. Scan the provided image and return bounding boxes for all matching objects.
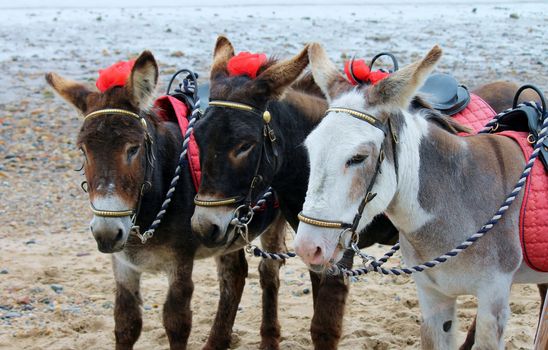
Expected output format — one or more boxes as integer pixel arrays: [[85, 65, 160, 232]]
[[492, 85, 548, 171], [419, 73, 471, 115]]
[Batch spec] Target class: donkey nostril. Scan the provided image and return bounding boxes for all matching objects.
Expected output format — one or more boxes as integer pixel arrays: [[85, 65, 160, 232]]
[[209, 225, 221, 242], [313, 246, 322, 259], [115, 229, 124, 242]]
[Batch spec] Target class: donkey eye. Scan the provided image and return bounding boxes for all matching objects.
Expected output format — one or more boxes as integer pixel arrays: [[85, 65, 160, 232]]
[[346, 154, 367, 167], [236, 142, 254, 155], [127, 145, 140, 159]]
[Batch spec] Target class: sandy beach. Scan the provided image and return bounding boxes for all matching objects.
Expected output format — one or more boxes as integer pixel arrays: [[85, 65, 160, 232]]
[[0, 1, 547, 349]]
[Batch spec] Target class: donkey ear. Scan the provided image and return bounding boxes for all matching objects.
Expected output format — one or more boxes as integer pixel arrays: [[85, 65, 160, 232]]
[[210, 35, 235, 81], [256, 44, 310, 98], [368, 45, 442, 108], [45, 72, 94, 113], [126, 50, 159, 109], [308, 42, 351, 102]]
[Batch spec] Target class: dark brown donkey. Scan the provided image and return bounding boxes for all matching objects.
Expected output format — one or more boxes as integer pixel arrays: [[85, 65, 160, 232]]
[[46, 51, 286, 350], [190, 36, 399, 349]]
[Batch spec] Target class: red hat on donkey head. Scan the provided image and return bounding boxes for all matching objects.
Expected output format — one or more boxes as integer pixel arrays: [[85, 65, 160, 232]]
[[96, 59, 136, 92]]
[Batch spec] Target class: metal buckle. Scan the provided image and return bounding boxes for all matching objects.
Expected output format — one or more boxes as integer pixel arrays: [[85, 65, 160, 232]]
[[268, 128, 277, 142]]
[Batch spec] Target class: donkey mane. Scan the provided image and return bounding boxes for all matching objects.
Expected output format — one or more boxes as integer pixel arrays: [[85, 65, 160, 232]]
[[411, 95, 471, 135]]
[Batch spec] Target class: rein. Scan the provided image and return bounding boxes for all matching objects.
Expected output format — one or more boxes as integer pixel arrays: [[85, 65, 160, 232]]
[[84, 73, 201, 244], [194, 100, 281, 230]]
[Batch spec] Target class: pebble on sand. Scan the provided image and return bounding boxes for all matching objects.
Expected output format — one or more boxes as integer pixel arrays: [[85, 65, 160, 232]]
[[50, 284, 63, 294]]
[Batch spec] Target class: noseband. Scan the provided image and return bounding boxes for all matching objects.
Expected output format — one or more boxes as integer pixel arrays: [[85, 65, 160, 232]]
[[298, 107, 397, 247], [83, 108, 154, 234], [194, 100, 280, 223]]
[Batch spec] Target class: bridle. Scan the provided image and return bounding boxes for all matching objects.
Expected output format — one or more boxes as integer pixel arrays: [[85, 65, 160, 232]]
[[193, 100, 280, 226], [83, 108, 154, 238], [297, 107, 398, 249]]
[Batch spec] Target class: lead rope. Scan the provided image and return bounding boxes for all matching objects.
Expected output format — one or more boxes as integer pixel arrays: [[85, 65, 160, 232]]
[[230, 187, 298, 260], [337, 101, 547, 276], [134, 75, 201, 243]]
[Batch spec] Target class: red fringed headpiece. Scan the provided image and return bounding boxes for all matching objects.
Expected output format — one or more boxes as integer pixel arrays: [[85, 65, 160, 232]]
[[344, 59, 390, 85], [96, 59, 136, 92], [227, 52, 268, 79]]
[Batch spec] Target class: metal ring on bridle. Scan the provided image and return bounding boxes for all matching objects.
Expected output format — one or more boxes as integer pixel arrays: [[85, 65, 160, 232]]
[[233, 204, 254, 225]]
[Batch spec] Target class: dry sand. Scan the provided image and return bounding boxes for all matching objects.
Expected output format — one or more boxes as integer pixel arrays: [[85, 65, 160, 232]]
[[0, 1, 547, 349]]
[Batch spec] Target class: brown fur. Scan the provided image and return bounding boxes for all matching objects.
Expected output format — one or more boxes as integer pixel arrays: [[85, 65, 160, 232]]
[[282, 88, 328, 122], [258, 214, 287, 349], [204, 250, 247, 349], [210, 35, 236, 80], [307, 43, 353, 101], [290, 72, 325, 98], [472, 81, 542, 113]]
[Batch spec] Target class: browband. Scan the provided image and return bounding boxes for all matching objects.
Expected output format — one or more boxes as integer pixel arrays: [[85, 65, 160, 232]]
[[209, 100, 271, 122], [327, 107, 387, 135], [84, 108, 149, 131]]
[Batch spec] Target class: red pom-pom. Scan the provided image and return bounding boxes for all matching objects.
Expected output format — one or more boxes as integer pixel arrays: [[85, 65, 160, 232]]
[[96, 59, 136, 92], [344, 59, 390, 85], [344, 59, 370, 85], [227, 52, 268, 79], [368, 70, 390, 84]]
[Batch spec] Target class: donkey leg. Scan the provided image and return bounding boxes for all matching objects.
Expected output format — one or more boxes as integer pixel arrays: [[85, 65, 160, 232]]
[[204, 249, 248, 350], [112, 256, 143, 350], [308, 271, 348, 350], [539, 284, 547, 318], [473, 279, 512, 350], [459, 316, 477, 350], [258, 214, 287, 350], [164, 258, 194, 350], [416, 284, 457, 350]]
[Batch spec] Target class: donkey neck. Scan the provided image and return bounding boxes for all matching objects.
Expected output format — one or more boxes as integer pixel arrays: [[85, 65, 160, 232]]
[[269, 91, 327, 228], [384, 111, 468, 234], [135, 115, 195, 236]]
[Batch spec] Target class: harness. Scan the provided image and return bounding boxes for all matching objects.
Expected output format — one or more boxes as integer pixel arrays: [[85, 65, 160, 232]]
[[193, 100, 281, 228], [83, 71, 202, 244], [297, 107, 398, 248], [84, 108, 154, 239]]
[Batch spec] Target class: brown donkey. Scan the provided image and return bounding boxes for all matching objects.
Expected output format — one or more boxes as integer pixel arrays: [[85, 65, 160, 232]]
[[46, 51, 286, 350]]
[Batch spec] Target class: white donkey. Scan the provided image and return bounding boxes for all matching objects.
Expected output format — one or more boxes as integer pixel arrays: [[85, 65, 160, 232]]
[[293, 43, 548, 349]]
